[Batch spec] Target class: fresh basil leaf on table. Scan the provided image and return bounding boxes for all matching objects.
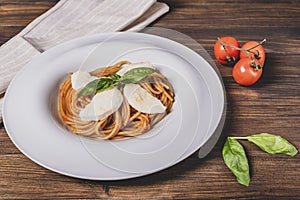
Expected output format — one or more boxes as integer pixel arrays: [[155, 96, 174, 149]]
[[222, 137, 250, 186], [246, 133, 298, 156]]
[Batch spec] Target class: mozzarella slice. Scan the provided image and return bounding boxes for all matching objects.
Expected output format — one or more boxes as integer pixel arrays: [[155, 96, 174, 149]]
[[71, 70, 98, 90], [116, 62, 155, 76], [124, 83, 166, 114], [79, 88, 123, 121]]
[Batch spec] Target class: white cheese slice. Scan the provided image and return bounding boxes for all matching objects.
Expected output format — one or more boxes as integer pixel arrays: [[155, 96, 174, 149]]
[[79, 88, 123, 121], [71, 70, 98, 90], [116, 62, 155, 76], [124, 83, 166, 114]]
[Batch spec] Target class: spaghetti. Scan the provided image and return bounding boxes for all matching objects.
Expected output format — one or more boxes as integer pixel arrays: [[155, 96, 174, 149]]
[[58, 61, 174, 140]]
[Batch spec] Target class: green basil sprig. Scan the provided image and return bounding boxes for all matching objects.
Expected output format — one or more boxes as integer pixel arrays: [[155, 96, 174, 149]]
[[222, 137, 250, 186], [222, 133, 298, 186], [119, 67, 155, 84], [78, 78, 115, 98], [77, 79, 101, 98], [77, 67, 155, 98], [107, 73, 121, 81]]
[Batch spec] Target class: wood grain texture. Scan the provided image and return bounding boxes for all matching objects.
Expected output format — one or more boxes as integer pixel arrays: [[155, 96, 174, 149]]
[[0, 0, 300, 199]]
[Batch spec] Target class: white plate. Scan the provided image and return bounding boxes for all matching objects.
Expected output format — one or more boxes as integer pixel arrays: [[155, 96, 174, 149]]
[[3, 32, 224, 180]]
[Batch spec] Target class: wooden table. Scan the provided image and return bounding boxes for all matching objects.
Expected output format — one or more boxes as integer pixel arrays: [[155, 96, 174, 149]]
[[1, 0, 299, 199]]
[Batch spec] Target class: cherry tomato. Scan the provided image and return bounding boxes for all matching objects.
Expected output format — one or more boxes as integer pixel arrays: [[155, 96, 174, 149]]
[[232, 58, 262, 86], [214, 36, 240, 65], [240, 41, 265, 66]]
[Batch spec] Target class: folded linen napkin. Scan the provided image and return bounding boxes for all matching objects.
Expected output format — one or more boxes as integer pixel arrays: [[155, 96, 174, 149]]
[[0, 0, 169, 122]]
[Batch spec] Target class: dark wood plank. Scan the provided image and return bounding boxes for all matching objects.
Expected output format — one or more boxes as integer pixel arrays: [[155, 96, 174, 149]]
[[0, 0, 58, 42], [1, 0, 300, 199]]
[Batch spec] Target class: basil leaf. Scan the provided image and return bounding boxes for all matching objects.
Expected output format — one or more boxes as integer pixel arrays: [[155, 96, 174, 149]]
[[77, 78, 115, 98], [247, 133, 298, 156], [77, 79, 100, 98], [96, 78, 115, 93], [108, 73, 121, 81], [222, 137, 250, 186], [120, 67, 155, 84]]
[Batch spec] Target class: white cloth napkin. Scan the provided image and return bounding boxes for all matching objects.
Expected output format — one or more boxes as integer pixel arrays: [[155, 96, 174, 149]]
[[0, 0, 169, 122]]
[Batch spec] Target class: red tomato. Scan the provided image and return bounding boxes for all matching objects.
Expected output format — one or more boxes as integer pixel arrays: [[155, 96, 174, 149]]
[[232, 58, 262, 86], [240, 41, 266, 66], [214, 36, 240, 65]]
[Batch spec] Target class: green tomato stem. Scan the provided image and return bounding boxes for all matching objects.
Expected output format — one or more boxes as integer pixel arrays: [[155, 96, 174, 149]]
[[217, 37, 232, 59], [217, 37, 248, 54], [217, 38, 266, 58], [246, 39, 267, 51]]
